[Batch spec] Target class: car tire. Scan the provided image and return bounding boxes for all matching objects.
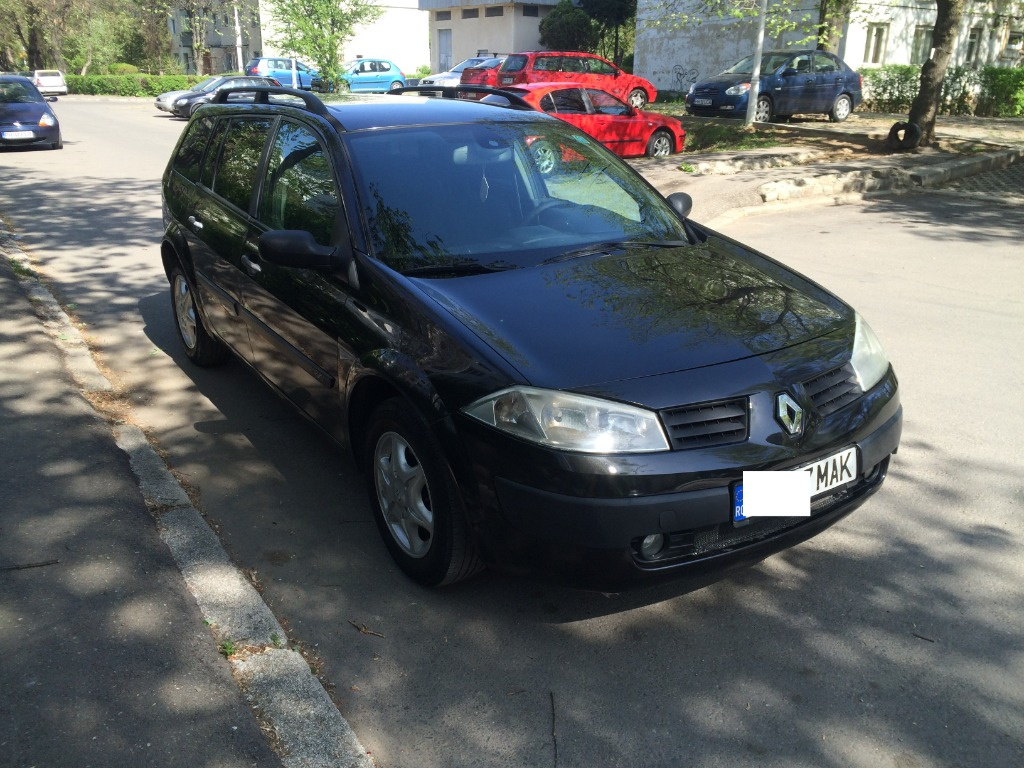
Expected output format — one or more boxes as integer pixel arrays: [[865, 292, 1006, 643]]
[[645, 130, 674, 158], [886, 121, 922, 151], [389, 81, 403, 91], [530, 140, 559, 175], [627, 88, 648, 109], [829, 94, 853, 122], [365, 398, 482, 587], [754, 95, 773, 122], [169, 265, 227, 367], [50, 135, 63, 150]]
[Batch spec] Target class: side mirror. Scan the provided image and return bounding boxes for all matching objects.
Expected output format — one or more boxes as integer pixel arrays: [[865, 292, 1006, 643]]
[[259, 230, 338, 270], [782, 68, 798, 77], [667, 192, 693, 220]]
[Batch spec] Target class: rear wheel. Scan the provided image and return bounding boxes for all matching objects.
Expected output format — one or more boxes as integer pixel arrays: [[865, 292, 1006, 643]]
[[645, 130, 674, 158], [365, 399, 481, 586], [754, 95, 773, 123], [627, 88, 648, 109], [829, 94, 853, 122], [169, 265, 227, 366], [389, 81, 403, 91]]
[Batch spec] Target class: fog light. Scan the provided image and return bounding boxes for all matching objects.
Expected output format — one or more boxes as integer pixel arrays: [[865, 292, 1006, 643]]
[[639, 533, 665, 560]]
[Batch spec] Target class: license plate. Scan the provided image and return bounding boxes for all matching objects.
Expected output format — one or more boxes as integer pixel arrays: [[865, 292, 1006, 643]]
[[500, 76, 514, 85], [733, 446, 858, 523], [2, 130, 34, 140], [693, 98, 713, 106]]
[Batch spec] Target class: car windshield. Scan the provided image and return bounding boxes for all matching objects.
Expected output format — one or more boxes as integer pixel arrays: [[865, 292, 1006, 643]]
[[346, 120, 687, 275], [0, 81, 43, 104], [722, 53, 793, 75], [193, 76, 219, 92]]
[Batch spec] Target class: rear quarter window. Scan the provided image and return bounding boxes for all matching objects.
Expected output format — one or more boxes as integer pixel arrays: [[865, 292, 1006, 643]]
[[211, 118, 272, 212], [171, 116, 217, 182]]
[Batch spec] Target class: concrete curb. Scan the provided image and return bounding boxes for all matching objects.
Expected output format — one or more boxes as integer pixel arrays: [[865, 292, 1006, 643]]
[[2, 229, 373, 768]]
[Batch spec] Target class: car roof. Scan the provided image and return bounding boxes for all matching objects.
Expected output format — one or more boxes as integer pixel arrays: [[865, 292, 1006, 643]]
[[0, 75, 34, 84], [323, 95, 556, 132]]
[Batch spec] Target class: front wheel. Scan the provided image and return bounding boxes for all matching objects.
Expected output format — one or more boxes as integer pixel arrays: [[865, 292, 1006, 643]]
[[169, 265, 226, 366], [645, 130, 674, 158], [829, 94, 853, 122], [365, 399, 481, 586], [754, 95, 773, 123], [627, 88, 648, 109], [530, 140, 559, 175]]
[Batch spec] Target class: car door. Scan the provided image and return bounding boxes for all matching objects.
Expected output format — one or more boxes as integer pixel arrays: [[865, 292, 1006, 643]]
[[812, 52, 843, 112], [185, 116, 274, 361], [237, 118, 346, 433], [772, 53, 816, 116], [583, 89, 646, 156]]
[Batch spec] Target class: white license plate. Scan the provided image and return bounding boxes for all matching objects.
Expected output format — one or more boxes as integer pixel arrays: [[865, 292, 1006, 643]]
[[2, 130, 34, 140], [733, 446, 858, 523], [693, 98, 713, 106], [500, 76, 514, 85]]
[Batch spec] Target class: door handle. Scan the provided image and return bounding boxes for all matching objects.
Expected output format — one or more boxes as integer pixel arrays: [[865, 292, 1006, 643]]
[[241, 254, 262, 275], [187, 215, 203, 232]]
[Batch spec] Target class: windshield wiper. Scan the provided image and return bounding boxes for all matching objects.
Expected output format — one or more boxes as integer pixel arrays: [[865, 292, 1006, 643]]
[[539, 240, 690, 266], [403, 261, 516, 278]]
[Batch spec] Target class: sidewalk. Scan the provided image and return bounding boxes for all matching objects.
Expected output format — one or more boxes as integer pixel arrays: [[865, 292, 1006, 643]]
[[0, 250, 371, 767]]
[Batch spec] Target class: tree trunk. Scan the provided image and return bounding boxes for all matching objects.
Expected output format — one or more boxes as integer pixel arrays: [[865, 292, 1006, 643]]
[[908, 0, 966, 145]]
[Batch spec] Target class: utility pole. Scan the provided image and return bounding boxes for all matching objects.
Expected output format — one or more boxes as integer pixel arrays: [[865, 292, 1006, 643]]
[[743, 0, 768, 125]]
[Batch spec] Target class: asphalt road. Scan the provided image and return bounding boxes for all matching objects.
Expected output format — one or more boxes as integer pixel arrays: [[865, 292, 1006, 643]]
[[2, 98, 1022, 768]]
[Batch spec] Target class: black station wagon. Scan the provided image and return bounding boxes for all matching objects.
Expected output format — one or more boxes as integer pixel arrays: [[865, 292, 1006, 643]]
[[161, 87, 901, 588]]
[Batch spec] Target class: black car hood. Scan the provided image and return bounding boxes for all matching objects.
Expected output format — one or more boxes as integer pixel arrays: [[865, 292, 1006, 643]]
[[0, 102, 49, 122], [419, 236, 850, 391]]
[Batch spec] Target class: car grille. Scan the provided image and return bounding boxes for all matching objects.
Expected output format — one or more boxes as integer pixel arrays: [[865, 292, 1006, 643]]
[[691, 86, 720, 96], [660, 397, 748, 450], [803, 363, 862, 417]]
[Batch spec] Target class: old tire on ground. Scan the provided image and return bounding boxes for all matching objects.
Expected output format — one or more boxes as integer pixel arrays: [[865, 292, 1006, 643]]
[[365, 398, 481, 587], [169, 265, 227, 366], [886, 121, 922, 151]]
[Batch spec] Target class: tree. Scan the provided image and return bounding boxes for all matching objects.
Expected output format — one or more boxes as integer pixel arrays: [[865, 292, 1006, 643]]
[[179, 0, 224, 75], [265, 0, 384, 89], [908, 0, 966, 145], [580, 0, 637, 64], [539, 0, 601, 53]]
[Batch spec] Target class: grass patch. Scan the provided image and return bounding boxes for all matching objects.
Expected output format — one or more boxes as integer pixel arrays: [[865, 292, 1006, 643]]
[[680, 121, 784, 153]]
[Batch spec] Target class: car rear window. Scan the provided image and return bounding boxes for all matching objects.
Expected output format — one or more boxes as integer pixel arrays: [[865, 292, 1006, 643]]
[[501, 55, 528, 73], [38, 70, 62, 77], [171, 117, 216, 182]]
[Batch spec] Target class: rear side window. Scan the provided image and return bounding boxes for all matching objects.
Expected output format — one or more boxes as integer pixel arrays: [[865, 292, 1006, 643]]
[[259, 121, 339, 245], [586, 57, 616, 76], [211, 118, 271, 212], [171, 116, 216, 182], [534, 56, 562, 72], [502, 55, 528, 73], [548, 89, 587, 114]]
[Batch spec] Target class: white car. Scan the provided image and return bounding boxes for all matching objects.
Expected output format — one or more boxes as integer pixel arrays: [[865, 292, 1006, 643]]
[[26, 70, 67, 96], [155, 76, 218, 113], [419, 57, 494, 87]]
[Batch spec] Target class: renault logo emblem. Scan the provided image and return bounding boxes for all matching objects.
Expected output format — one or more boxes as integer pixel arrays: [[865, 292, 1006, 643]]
[[776, 393, 804, 436]]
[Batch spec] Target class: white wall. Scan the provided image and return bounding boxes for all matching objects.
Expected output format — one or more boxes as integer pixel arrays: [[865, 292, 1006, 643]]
[[342, 1, 431, 75]]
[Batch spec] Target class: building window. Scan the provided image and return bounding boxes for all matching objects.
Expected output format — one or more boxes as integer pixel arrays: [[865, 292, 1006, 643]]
[[523, 5, 539, 17], [965, 27, 983, 66], [863, 24, 887, 65], [485, 6, 503, 17], [1003, 30, 1023, 59], [462, 8, 479, 19], [911, 26, 933, 65], [435, 10, 451, 21]]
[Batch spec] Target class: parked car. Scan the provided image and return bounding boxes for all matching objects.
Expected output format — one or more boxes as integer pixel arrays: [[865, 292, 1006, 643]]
[[160, 85, 901, 588], [23, 69, 67, 96], [313, 58, 406, 93], [421, 57, 495, 88], [155, 75, 219, 113], [169, 75, 280, 117], [686, 50, 863, 122], [244, 57, 316, 90], [0, 75, 62, 150], [456, 57, 507, 89], [496, 52, 657, 108], [496, 83, 684, 162]]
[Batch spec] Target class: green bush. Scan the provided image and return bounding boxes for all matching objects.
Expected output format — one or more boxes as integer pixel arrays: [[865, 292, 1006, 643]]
[[862, 64, 1024, 118], [65, 74, 208, 97], [109, 63, 140, 75], [976, 67, 1024, 117]]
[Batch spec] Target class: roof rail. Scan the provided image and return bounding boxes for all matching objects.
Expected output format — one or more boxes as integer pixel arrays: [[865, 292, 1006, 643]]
[[209, 85, 346, 131], [388, 84, 535, 111]]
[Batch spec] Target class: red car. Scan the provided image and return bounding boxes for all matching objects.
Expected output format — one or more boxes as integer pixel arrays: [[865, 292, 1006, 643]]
[[502, 83, 685, 163], [494, 51, 657, 108], [458, 56, 506, 88]]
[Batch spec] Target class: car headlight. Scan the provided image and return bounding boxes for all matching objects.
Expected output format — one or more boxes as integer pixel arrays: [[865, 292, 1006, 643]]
[[463, 386, 669, 453], [850, 314, 890, 391], [688, 83, 696, 94], [175, 98, 188, 106], [38, 112, 56, 127], [725, 83, 751, 96]]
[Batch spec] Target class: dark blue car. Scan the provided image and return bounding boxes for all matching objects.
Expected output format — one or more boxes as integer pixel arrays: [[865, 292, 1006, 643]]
[[686, 50, 862, 123]]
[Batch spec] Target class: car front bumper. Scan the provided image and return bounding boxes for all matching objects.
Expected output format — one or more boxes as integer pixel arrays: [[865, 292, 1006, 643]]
[[0, 125, 60, 147], [456, 371, 901, 588]]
